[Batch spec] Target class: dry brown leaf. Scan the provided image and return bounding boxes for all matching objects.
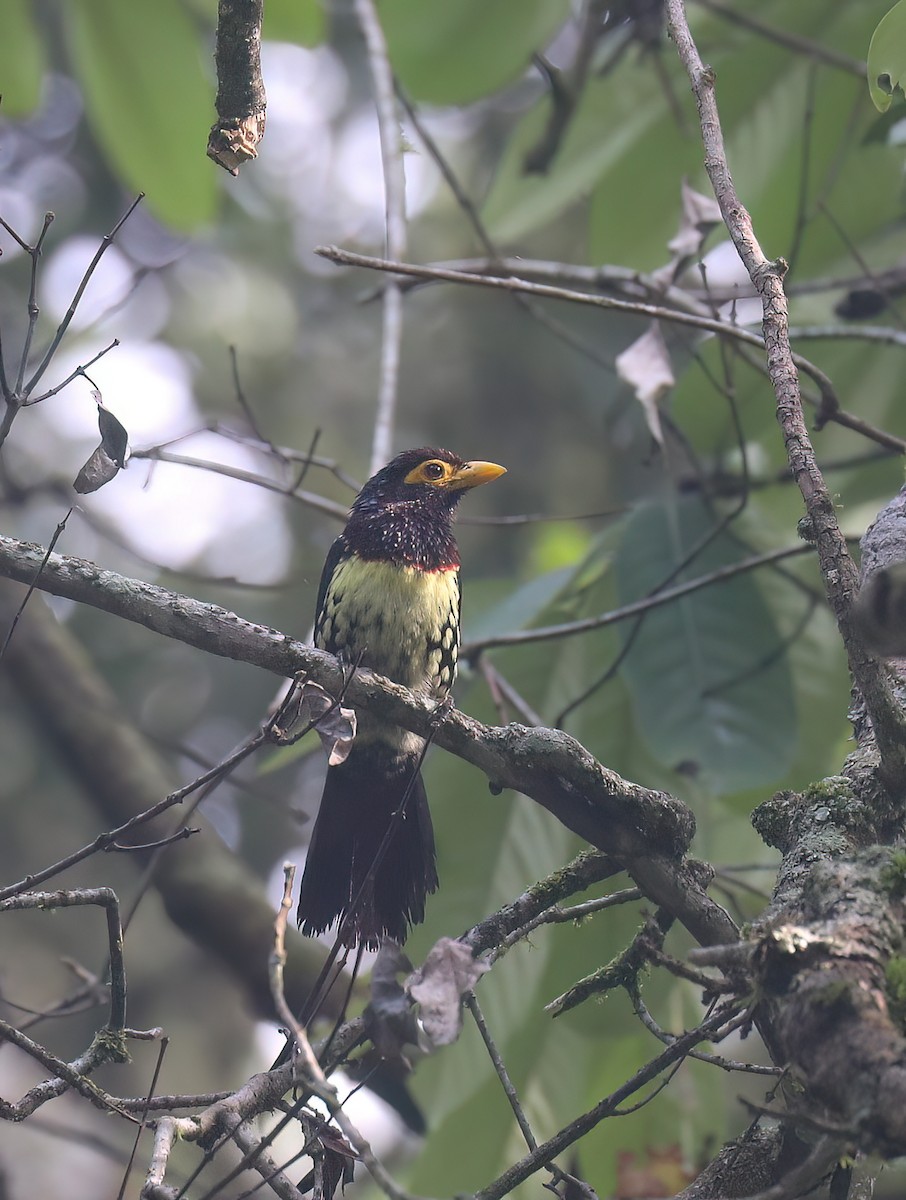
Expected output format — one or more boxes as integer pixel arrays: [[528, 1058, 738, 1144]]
[[614, 322, 674, 445], [406, 937, 489, 1047]]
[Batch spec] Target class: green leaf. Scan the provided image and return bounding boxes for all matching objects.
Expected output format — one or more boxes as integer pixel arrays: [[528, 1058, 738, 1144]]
[[0, 0, 44, 115], [381, 0, 569, 107], [613, 497, 797, 795], [65, 0, 217, 230], [263, 0, 325, 47], [869, 1, 906, 112], [483, 72, 669, 247]]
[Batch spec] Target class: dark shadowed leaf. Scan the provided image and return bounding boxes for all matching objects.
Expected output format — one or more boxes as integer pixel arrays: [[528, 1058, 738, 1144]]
[[382, 0, 568, 106], [97, 404, 128, 468], [614, 496, 796, 794], [363, 941, 420, 1061], [74, 395, 129, 494]]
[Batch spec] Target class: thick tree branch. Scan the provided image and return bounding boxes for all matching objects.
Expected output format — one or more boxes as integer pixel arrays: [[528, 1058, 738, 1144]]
[[0, 537, 735, 947], [0, 579, 342, 1023], [207, 0, 267, 174]]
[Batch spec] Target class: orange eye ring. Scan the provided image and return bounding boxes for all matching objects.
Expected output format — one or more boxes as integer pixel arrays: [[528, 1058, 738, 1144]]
[[404, 459, 452, 485]]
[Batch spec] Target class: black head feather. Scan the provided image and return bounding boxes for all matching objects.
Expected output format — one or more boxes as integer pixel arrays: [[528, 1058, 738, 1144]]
[[344, 448, 468, 569]]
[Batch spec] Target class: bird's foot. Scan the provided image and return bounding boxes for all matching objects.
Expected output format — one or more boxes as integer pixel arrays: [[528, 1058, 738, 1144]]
[[429, 694, 454, 732]]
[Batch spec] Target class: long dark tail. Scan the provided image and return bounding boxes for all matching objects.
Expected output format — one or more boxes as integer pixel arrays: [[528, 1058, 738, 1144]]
[[297, 744, 438, 949]]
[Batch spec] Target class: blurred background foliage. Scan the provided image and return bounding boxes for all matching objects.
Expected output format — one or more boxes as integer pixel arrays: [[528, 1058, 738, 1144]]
[[1, 0, 905, 1196]]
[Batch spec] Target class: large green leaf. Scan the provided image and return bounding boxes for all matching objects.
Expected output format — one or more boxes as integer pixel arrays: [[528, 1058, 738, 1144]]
[[868, 0, 906, 111], [381, 0, 569, 107], [263, 0, 325, 47], [65, 0, 217, 230], [0, 0, 44, 115], [482, 71, 672, 249], [613, 496, 797, 794]]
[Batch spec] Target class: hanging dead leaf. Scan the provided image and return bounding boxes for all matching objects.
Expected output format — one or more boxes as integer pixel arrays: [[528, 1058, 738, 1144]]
[[614, 322, 674, 446], [667, 179, 723, 260], [73, 390, 129, 494], [406, 937, 489, 1047], [363, 941, 420, 1061], [275, 680, 357, 764]]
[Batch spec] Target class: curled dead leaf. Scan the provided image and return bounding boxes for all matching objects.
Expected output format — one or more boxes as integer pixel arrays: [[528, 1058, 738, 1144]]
[[615, 323, 674, 446], [406, 937, 489, 1048]]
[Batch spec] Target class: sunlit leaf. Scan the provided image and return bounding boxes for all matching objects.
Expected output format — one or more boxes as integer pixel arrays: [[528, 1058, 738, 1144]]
[[868, 0, 906, 112], [65, 0, 217, 230], [263, 0, 325, 47], [0, 0, 44, 115], [382, 0, 569, 107], [483, 72, 668, 247]]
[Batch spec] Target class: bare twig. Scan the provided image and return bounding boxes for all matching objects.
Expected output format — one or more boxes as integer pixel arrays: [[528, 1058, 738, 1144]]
[[268, 865, 419, 1200], [689, 0, 867, 77], [355, 0, 407, 473], [473, 1004, 747, 1200], [465, 543, 814, 654], [466, 993, 597, 1200], [23, 195, 143, 398], [0, 507, 72, 663], [128, 447, 349, 519]]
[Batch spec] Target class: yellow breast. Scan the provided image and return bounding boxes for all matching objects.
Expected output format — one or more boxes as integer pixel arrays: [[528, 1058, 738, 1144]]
[[316, 556, 461, 697]]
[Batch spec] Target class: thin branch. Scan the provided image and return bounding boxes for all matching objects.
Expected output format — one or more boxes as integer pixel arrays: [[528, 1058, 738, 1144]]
[[318, 244, 906, 452], [23, 195, 143, 397], [0, 506, 72, 663], [466, 993, 596, 1200], [665, 0, 906, 789], [355, 0, 407, 473], [0, 887, 127, 1033], [473, 1004, 747, 1200], [626, 979, 780, 1075], [207, 0, 267, 174], [129, 448, 349, 519], [490, 887, 643, 964], [267, 864, 419, 1200], [117, 1037, 169, 1200], [689, 0, 867, 77], [465, 542, 814, 655], [26, 339, 121, 404], [14, 211, 54, 396]]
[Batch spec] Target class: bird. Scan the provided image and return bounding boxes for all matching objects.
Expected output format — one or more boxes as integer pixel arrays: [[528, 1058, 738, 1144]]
[[297, 447, 506, 949]]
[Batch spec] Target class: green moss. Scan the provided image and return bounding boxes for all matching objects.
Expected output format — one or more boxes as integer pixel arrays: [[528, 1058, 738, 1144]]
[[881, 851, 906, 898], [886, 956, 906, 1029], [93, 1025, 130, 1065], [801, 777, 855, 809]]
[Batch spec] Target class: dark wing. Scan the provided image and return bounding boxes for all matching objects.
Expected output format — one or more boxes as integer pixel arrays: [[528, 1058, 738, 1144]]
[[314, 534, 350, 651]]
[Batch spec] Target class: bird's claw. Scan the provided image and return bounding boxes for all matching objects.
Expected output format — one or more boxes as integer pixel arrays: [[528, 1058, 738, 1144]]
[[429, 695, 454, 730]]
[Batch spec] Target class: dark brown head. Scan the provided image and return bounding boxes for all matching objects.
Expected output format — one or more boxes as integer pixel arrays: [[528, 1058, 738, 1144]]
[[345, 448, 506, 568]]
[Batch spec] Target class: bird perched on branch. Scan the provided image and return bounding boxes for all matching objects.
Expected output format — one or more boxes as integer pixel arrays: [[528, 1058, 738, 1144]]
[[297, 447, 506, 949]]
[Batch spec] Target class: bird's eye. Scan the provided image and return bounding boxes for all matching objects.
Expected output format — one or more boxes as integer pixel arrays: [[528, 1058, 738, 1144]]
[[403, 459, 453, 485]]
